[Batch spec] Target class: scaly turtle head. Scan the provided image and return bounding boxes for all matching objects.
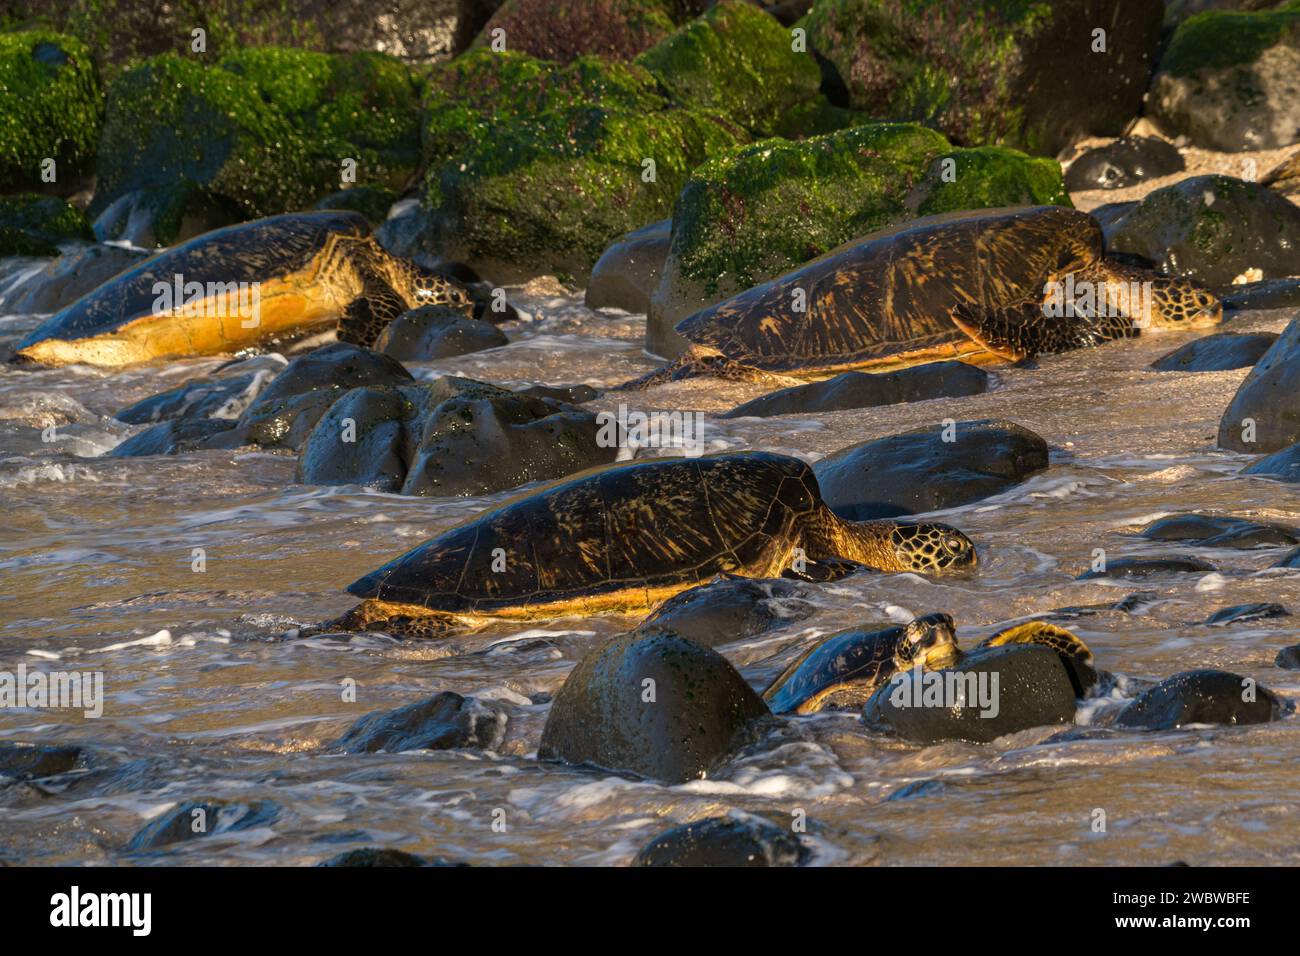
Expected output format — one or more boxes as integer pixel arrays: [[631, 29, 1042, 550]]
[[889, 522, 977, 573], [1141, 275, 1222, 331], [894, 612, 960, 671]]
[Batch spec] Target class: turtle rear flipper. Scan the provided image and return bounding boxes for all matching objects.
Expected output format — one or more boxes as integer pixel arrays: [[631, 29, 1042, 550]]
[[616, 345, 802, 391], [782, 556, 869, 583], [338, 275, 408, 348], [979, 620, 1098, 696], [950, 298, 1136, 361]]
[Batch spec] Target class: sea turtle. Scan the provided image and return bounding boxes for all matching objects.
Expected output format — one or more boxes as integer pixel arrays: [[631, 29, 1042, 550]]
[[763, 614, 1094, 715], [318, 451, 977, 638], [628, 206, 1222, 388], [11, 211, 473, 367]]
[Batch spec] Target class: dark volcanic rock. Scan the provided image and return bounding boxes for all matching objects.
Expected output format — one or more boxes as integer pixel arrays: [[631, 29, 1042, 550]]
[[1221, 278, 1300, 312], [585, 219, 671, 314], [114, 372, 265, 425], [517, 383, 598, 404], [125, 799, 279, 852], [329, 692, 506, 753], [0, 743, 83, 781], [1107, 176, 1300, 287], [1076, 556, 1216, 580], [108, 417, 238, 457], [813, 419, 1048, 520], [632, 814, 809, 867], [1275, 645, 1300, 669], [1274, 547, 1300, 569], [1065, 136, 1184, 191], [1204, 603, 1289, 626], [1150, 333, 1278, 373], [635, 576, 814, 648], [317, 847, 467, 867], [1114, 669, 1292, 730], [374, 304, 508, 360], [1241, 443, 1300, 482], [1138, 513, 1300, 548], [314, 186, 398, 224], [538, 630, 770, 783], [1220, 318, 1300, 454], [861, 644, 1078, 744], [0, 245, 147, 315], [724, 362, 989, 419]]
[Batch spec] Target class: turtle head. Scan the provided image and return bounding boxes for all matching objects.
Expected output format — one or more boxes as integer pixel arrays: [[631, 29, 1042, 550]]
[[1140, 276, 1222, 331], [888, 522, 977, 573], [895, 612, 960, 671]]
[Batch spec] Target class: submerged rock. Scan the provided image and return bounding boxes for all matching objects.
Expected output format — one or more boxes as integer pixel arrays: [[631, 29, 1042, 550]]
[[632, 814, 809, 867], [813, 419, 1048, 520], [538, 629, 770, 783], [1221, 278, 1300, 312], [1076, 556, 1216, 580], [861, 644, 1078, 745], [1273, 547, 1300, 569], [108, 417, 239, 457], [585, 219, 670, 314], [724, 362, 989, 418], [374, 305, 507, 360], [517, 383, 599, 404], [1137, 513, 1300, 548], [1219, 318, 1300, 454], [0, 194, 92, 257], [1114, 669, 1293, 730], [114, 368, 276, 426], [1275, 645, 1300, 669], [1241, 442, 1300, 482], [0, 743, 83, 781], [328, 692, 507, 753], [635, 576, 814, 648], [125, 799, 279, 852], [1203, 603, 1289, 626], [1065, 136, 1184, 191], [0, 243, 147, 315], [317, 847, 467, 867], [1150, 333, 1278, 373]]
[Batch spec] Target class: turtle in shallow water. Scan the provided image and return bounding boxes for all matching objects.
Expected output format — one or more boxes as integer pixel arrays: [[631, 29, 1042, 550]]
[[763, 614, 1095, 715], [12, 211, 472, 367], [626, 206, 1222, 388], [318, 452, 977, 638]]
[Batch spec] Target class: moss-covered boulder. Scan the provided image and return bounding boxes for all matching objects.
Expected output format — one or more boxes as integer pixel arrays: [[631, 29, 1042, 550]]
[[647, 123, 1069, 355], [420, 48, 744, 282], [1149, 5, 1300, 151], [475, 0, 677, 62], [0, 30, 101, 195], [1105, 175, 1300, 287], [91, 48, 421, 247], [0, 193, 92, 256], [803, 0, 1164, 156], [635, 1, 825, 138]]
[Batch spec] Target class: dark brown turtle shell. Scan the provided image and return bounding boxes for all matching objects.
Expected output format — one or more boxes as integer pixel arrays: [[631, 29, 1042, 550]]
[[676, 205, 1101, 372]]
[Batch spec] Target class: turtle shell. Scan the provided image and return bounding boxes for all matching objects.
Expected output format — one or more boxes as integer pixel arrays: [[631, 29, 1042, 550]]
[[347, 451, 824, 614], [762, 623, 906, 715], [676, 205, 1102, 372], [15, 211, 370, 362]]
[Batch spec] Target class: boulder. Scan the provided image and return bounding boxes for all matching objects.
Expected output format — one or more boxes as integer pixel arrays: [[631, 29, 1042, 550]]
[[538, 629, 770, 783], [0, 742, 83, 781], [1273, 546, 1300, 568], [1221, 278, 1300, 311], [1137, 513, 1300, 548], [1149, 6, 1300, 151], [724, 361, 989, 418], [634, 576, 814, 647], [314, 185, 399, 224], [1275, 644, 1300, 668], [475, 0, 677, 63], [317, 848, 466, 867], [0, 243, 146, 314], [1114, 668, 1293, 730], [1241, 441, 1300, 481], [1150, 332, 1278, 372], [1203, 603, 1289, 626], [107, 417, 239, 457], [125, 799, 279, 852], [812, 419, 1048, 520], [585, 219, 670, 314], [0, 194, 92, 257], [374, 305, 508, 360], [1064, 136, 1185, 191], [632, 814, 810, 866], [1076, 556, 1216, 580], [328, 692, 507, 753], [1219, 318, 1300, 453]]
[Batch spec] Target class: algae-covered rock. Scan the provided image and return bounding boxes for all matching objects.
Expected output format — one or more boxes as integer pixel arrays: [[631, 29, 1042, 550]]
[[0, 30, 101, 195], [476, 0, 677, 62], [635, 1, 821, 137], [0, 194, 92, 256], [1149, 6, 1300, 151], [648, 124, 1068, 355], [91, 48, 421, 246], [314, 186, 399, 225], [803, 0, 1163, 156], [419, 48, 744, 282]]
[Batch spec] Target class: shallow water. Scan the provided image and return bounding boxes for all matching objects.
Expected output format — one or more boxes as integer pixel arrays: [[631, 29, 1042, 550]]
[[2, 286, 1299, 866]]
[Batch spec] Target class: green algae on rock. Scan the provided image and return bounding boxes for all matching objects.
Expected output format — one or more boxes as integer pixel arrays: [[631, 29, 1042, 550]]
[[0, 30, 101, 194], [474, 0, 677, 63], [0, 193, 92, 256]]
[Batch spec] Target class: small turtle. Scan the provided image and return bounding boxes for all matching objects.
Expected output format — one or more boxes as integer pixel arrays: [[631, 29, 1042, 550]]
[[12, 211, 472, 367], [763, 615, 1094, 715], [626, 206, 1221, 388], [319, 452, 977, 638]]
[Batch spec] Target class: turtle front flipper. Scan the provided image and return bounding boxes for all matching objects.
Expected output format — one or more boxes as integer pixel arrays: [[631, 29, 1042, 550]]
[[337, 275, 409, 348], [979, 620, 1098, 696], [950, 295, 1136, 362], [615, 345, 803, 391], [310, 599, 458, 640], [781, 556, 869, 583]]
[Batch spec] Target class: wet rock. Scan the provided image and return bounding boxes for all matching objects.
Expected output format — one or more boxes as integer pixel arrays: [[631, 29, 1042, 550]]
[[1106, 175, 1300, 287], [632, 814, 809, 867], [314, 186, 398, 225], [1219, 318, 1300, 453], [329, 691, 507, 753], [635, 576, 814, 648], [114, 372, 268, 425], [648, 125, 1067, 356], [1150, 333, 1278, 373], [804, 0, 1163, 156], [374, 200, 437, 259], [1138, 513, 1300, 548], [1076, 556, 1216, 580], [862, 644, 1078, 745], [1203, 603, 1289, 626], [1275, 645, 1300, 669], [724, 362, 989, 418], [125, 799, 279, 852], [108, 417, 239, 457], [585, 219, 670, 314], [0, 743, 83, 782], [0, 194, 92, 257], [1273, 547, 1300, 568], [1149, 7, 1300, 151], [1064, 137, 1184, 191], [1221, 278, 1300, 312], [317, 847, 468, 867], [517, 383, 598, 404], [813, 419, 1048, 520], [538, 629, 770, 783], [1241, 442, 1300, 482], [374, 305, 507, 360], [1089, 200, 1138, 233], [0, 243, 147, 315], [1114, 669, 1293, 730], [476, 0, 675, 63]]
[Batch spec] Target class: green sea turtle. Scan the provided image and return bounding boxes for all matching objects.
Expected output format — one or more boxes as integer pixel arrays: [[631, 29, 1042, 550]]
[[319, 452, 977, 638], [763, 614, 1094, 715], [628, 206, 1222, 388], [12, 211, 472, 367]]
